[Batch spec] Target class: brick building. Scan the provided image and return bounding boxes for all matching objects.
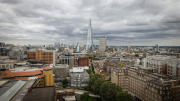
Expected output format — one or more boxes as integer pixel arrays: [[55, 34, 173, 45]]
[[78, 56, 89, 66], [111, 66, 176, 101], [58, 55, 89, 67], [27, 50, 53, 64]]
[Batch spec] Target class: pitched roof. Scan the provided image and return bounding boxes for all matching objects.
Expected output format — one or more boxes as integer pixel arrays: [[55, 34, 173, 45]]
[[1, 70, 14, 77], [12, 70, 42, 76], [38, 66, 52, 70], [1, 70, 42, 78]]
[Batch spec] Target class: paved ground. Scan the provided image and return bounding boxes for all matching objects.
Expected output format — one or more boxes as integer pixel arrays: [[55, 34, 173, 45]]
[[75, 90, 100, 101]]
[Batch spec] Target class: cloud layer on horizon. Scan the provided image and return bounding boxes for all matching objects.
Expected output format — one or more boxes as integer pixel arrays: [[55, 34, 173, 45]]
[[0, 0, 180, 46]]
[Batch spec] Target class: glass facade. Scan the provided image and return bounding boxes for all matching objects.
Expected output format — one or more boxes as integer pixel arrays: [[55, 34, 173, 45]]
[[86, 19, 94, 51]]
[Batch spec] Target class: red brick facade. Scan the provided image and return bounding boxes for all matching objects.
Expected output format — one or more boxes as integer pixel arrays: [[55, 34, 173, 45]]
[[78, 57, 89, 66]]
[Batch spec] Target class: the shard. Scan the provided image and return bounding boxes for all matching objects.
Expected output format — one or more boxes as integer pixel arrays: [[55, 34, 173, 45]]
[[86, 19, 94, 51]]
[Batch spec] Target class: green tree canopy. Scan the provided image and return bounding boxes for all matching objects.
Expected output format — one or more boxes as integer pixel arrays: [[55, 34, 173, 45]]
[[86, 68, 93, 75], [80, 92, 89, 101], [119, 63, 123, 66], [88, 74, 102, 90], [135, 54, 139, 57], [100, 82, 122, 101], [116, 91, 133, 101], [63, 78, 68, 86], [91, 78, 106, 95]]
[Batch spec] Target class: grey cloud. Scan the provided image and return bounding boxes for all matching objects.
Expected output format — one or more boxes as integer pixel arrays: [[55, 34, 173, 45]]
[[0, 0, 180, 46]]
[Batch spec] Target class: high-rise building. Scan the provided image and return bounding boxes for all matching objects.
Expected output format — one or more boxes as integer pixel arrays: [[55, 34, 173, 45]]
[[127, 46, 131, 53], [86, 19, 94, 51], [77, 43, 84, 52], [99, 36, 107, 52], [155, 44, 159, 52]]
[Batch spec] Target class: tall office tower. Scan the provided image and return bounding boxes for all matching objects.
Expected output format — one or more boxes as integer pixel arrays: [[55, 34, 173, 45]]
[[77, 43, 84, 52], [155, 44, 159, 52], [99, 36, 107, 52], [86, 19, 94, 51], [127, 46, 131, 53]]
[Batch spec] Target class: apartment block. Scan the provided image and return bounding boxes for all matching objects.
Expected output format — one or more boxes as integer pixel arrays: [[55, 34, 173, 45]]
[[142, 55, 180, 79], [111, 66, 172, 101], [27, 50, 53, 64], [167, 58, 180, 79]]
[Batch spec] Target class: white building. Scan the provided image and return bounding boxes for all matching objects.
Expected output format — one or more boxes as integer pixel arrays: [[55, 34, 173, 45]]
[[99, 36, 106, 52], [70, 66, 89, 88]]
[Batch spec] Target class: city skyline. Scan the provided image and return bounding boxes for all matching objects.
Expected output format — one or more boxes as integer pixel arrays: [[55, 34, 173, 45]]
[[0, 0, 180, 46]]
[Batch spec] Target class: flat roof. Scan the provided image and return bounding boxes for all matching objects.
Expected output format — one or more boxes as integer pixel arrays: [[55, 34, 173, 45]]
[[0, 81, 26, 101], [22, 87, 55, 101]]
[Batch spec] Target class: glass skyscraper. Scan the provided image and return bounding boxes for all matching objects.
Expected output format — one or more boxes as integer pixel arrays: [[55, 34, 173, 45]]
[[86, 19, 94, 51]]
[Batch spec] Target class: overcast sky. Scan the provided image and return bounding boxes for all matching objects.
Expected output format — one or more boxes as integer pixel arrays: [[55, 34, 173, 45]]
[[0, 0, 180, 46]]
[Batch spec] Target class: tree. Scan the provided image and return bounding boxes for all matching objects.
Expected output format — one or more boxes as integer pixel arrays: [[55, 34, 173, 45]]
[[91, 64, 95, 73], [88, 74, 102, 90], [63, 78, 68, 86], [100, 82, 122, 101], [80, 92, 89, 101], [91, 78, 106, 95], [139, 62, 142, 65], [116, 92, 133, 101], [86, 68, 93, 75], [108, 77, 111, 81], [135, 54, 139, 57], [119, 63, 123, 66]]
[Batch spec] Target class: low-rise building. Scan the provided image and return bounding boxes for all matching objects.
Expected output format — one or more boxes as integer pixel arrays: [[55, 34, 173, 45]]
[[94, 66, 106, 79], [70, 66, 89, 88]]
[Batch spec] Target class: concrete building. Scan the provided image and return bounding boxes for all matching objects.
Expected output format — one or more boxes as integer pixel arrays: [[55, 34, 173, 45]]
[[167, 58, 180, 79], [70, 66, 89, 88], [53, 64, 69, 85], [77, 43, 84, 52], [142, 55, 180, 79], [0, 56, 15, 69], [155, 44, 159, 52], [9, 50, 24, 62], [27, 50, 54, 64], [99, 36, 106, 52], [127, 46, 131, 53], [111, 66, 172, 101]]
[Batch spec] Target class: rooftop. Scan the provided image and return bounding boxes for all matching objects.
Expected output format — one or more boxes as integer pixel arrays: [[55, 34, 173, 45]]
[[22, 87, 55, 101]]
